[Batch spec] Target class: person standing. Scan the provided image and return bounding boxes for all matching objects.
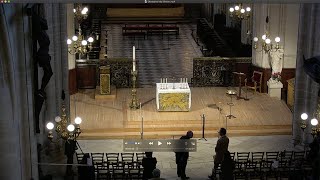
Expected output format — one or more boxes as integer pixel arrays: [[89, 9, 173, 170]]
[[78, 153, 95, 180], [220, 151, 235, 180], [142, 152, 157, 180], [208, 128, 229, 179], [65, 139, 77, 176], [175, 131, 193, 180]]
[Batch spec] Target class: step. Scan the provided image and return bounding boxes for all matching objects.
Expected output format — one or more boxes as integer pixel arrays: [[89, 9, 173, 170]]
[[78, 129, 292, 139]]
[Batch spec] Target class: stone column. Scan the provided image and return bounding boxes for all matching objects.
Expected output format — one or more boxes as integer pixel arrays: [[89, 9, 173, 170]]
[[252, 4, 299, 93], [0, 4, 38, 180], [253, 4, 299, 69], [44, 3, 69, 119], [67, 4, 75, 70], [241, 4, 253, 45], [292, 4, 320, 146]]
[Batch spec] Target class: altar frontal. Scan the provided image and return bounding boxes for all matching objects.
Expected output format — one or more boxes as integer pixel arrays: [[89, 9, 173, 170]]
[[156, 80, 191, 112]]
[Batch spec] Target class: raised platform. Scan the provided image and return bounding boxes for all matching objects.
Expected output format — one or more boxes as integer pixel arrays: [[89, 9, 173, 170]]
[[94, 85, 117, 100], [71, 87, 292, 139]]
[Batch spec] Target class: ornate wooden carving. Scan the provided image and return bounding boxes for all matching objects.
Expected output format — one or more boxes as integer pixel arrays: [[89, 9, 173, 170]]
[[101, 58, 133, 88], [192, 57, 251, 87]]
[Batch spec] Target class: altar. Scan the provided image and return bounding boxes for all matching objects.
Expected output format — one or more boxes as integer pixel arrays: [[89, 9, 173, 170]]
[[156, 83, 191, 111]]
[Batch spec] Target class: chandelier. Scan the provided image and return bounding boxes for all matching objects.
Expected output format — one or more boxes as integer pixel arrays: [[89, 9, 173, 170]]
[[229, 4, 251, 20], [73, 4, 88, 23], [252, 16, 281, 53], [67, 25, 94, 55], [46, 91, 82, 141]]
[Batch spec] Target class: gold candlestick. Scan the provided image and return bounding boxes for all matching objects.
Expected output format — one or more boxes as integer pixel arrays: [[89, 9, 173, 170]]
[[130, 70, 139, 109]]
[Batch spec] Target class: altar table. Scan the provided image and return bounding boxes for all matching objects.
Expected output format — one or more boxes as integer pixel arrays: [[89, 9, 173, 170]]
[[156, 83, 191, 111]]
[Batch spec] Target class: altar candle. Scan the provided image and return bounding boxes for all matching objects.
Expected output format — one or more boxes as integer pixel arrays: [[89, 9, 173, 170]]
[[180, 78, 182, 83], [161, 78, 162, 83], [186, 78, 188, 83], [133, 46, 136, 71], [166, 78, 167, 83]]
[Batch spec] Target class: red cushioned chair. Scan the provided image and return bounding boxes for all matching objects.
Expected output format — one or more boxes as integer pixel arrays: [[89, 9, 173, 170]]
[[245, 71, 263, 94]]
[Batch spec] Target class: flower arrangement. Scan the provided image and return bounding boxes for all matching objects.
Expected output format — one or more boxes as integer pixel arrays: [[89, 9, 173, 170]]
[[271, 72, 281, 81]]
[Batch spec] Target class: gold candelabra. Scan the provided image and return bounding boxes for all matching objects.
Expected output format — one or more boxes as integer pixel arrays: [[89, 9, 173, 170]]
[[74, 4, 88, 23], [130, 70, 139, 109], [46, 91, 82, 142], [253, 32, 281, 53], [67, 25, 94, 55], [229, 4, 251, 20], [253, 16, 281, 53]]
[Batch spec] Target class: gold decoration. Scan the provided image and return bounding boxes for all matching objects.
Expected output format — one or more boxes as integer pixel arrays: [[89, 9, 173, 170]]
[[130, 70, 139, 109], [100, 66, 111, 95], [58, 104, 69, 140], [159, 93, 189, 111]]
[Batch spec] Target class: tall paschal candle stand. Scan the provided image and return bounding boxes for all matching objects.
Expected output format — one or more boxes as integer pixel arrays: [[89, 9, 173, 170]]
[[130, 70, 139, 109]]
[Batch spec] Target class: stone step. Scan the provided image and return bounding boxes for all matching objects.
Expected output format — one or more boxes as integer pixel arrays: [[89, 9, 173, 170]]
[[79, 126, 291, 139]]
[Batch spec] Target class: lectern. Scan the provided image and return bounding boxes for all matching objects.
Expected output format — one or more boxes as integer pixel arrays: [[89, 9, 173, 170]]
[[233, 72, 248, 100]]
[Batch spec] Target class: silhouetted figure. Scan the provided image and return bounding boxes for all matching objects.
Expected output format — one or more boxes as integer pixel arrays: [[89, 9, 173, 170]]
[[33, 13, 52, 133], [78, 153, 95, 180], [142, 152, 157, 180], [209, 128, 229, 179], [303, 55, 320, 83], [175, 131, 193, 180], [65, 140, 77, 176], [221, 151, 235, 180], [308, 135, 320, 180], [214, 11, 226, 31]]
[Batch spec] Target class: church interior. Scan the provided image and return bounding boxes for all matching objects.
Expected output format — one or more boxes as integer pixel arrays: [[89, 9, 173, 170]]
[[0, 2, 320, 180]]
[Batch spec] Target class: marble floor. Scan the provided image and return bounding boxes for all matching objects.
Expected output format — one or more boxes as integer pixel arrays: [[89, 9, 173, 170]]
[[105, 23, 202, 87], [73, 135, 303, 180]]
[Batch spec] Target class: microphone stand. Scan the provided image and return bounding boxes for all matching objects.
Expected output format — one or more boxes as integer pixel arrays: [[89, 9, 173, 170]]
[[199, 114, 207, 141]]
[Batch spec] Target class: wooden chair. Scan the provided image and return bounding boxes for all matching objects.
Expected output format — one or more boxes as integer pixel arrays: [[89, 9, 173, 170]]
[[91, 153, 105, 173], [76, 152, 84, 164], [106, 153, 119, 164], [135, 152, 145, 163], [245, 71, 263, 94]]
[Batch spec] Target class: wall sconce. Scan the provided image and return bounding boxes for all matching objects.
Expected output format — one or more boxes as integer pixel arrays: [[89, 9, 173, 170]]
[[300, 113, 308, 131], [300, 112, 319, 137], [311, 118, 318, 137]]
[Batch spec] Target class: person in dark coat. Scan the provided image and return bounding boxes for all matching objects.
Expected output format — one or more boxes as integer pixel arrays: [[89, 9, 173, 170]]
[[209, 128, 229, 179], [65, 139, 77, 175], [78, 153, 95, 180], [221, 151, 235, 180], [142, 152, 157, 180], [175, 131, 193, 180]]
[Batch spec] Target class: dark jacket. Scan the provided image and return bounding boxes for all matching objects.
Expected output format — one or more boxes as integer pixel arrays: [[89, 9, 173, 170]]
[[65, 140, 77, 156], [175, 135, 190, 164], [78, 155, 95, 180], [221, 152, 235, 180], [142, 157, 157, 179], [214, 135, 229, 163]]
